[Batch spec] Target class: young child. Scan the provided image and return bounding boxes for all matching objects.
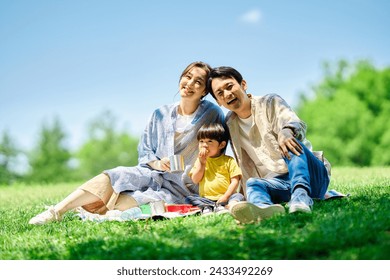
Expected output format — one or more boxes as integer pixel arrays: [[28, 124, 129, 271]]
[[187, 123, 244, 214]]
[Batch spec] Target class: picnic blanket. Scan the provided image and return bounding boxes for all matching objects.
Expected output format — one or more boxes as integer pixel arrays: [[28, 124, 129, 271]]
[[324, 189, 350, 200], [75, 189, 349, 222], [75, 204, 201, 222]]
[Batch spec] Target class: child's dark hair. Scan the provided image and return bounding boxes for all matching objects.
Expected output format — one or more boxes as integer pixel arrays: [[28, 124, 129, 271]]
[[197, 123, 230, 153]]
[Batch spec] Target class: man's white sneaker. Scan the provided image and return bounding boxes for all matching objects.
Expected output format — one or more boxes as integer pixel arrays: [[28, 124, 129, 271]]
[[230, 202, 285, 224], [29, 206, 62, 225], [288, 188, 313, 214]]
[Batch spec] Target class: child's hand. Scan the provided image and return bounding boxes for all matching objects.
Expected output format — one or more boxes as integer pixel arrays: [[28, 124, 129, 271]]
[[217, 195, 229, 205], [198, 147, 209, 164]]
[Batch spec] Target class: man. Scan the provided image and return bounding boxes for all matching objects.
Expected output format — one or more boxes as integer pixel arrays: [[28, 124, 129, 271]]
[[206, 66, 331, 224]]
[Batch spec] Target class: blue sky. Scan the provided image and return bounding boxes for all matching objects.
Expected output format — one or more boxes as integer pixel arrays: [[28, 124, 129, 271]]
[[1, 0, 389, 152]]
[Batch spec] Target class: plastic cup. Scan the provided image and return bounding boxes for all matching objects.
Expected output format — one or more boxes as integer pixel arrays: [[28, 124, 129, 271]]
[[169, 155, 185, 172]]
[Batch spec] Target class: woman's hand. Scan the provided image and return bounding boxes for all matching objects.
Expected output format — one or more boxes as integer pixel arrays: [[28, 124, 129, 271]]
[[278, 128, 303, 160], [148, 157, 171, 171], [159, 157, 171, 171]]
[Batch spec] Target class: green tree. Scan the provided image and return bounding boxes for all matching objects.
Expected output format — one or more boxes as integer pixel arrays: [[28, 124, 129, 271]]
[[28, 117, 73, 183], [0, 131, 20, 185], [76, 111, 139, 179], [297, 60, 390, 166]]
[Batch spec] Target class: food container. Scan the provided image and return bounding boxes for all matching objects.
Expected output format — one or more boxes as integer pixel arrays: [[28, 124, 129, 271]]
[[150, 200, 166, 215], [140, 200, 166, 216], [139, 204, 152, 215], [165, 204, 199, 214]]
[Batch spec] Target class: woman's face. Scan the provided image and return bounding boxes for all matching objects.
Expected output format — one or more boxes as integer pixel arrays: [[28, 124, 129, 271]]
[[179, 67, 207, 101]]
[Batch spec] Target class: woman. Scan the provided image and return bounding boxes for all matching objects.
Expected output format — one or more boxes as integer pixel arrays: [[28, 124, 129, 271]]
[[29, 61, 225, 225]]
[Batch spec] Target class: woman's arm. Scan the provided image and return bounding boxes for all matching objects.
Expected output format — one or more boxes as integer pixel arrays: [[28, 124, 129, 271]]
[[138, 107, 172, 170]]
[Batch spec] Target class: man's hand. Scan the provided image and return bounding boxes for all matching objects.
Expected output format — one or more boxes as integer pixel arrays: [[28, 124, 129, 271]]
[[278, 128, 303, 160]]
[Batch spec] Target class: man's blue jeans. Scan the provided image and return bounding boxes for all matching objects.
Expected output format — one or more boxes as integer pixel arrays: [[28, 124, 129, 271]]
[[246, 142, 330, 207]]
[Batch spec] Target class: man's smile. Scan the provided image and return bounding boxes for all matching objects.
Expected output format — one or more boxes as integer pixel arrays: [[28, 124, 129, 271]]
[[227, 97, 238, 105]]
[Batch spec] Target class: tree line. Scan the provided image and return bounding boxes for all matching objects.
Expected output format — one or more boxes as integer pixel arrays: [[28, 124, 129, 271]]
[[0, 111, 139, 185], [297, 59, 390, 167], [1, 59, 389, 185]]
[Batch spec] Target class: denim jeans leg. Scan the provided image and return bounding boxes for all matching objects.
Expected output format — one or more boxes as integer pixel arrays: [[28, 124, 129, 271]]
[[228, 193, 245, 204], [285, 141, 330, 199], [246, 177, 290, 206], [185, 195, 215, 207]]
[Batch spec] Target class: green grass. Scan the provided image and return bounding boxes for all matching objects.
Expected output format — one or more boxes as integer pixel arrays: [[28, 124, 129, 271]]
[[1, 167, 389, 260]]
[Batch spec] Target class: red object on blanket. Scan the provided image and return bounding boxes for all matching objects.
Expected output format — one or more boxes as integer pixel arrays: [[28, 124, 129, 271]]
[[165, 204, 200, 214]]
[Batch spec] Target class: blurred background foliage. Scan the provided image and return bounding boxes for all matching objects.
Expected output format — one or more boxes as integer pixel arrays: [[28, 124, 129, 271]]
[[1, 59, 389, 185], [0, 111, 139, 185], [297, 59, 390, 167]]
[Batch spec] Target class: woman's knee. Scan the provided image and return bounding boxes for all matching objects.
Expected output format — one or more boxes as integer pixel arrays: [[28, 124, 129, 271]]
[[114, 194, 138, 211]]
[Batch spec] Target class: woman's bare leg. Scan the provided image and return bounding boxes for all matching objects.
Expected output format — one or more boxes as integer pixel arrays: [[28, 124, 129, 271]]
[[29, 174, 111, 225], [54, 189, 101, 216]]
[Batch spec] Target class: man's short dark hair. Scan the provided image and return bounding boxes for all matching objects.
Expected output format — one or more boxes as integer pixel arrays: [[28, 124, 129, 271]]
[[206, 66, 243, 99]]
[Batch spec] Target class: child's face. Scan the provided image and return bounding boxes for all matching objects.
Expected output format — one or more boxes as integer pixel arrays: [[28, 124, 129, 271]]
[[198, 138, 226, 158]]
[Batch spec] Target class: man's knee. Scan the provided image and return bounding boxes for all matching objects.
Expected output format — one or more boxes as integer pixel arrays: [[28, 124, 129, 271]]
[[246, 177, 267, 191]]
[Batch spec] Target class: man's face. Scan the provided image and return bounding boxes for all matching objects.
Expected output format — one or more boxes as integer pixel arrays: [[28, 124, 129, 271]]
[[211, 77, 248, 112]]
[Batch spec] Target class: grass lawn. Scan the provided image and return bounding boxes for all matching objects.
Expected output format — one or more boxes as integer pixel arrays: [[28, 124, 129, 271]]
[[0, 167, 389, 260]]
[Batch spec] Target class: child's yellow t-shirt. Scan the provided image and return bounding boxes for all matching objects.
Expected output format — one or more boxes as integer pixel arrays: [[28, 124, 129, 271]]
[[190, 154, 242, 200]]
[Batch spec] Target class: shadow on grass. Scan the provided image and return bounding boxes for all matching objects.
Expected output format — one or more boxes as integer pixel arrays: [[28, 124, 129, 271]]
[[63, 214, 325, 260]]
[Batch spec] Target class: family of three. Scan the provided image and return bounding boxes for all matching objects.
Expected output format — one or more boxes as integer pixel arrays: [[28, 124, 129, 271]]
[[29, 61, 331, 225]]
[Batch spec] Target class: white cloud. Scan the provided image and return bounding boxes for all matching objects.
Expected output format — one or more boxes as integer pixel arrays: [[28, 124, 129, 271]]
[[239, 9, 262, 24]]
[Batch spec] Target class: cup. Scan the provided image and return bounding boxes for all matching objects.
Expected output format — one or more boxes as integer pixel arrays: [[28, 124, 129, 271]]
[[150, 200, 166, 215], [169, 155, 185, 172]]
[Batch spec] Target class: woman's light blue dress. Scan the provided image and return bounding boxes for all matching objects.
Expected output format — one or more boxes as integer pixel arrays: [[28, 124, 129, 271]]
[[104, 100, 225, 205]]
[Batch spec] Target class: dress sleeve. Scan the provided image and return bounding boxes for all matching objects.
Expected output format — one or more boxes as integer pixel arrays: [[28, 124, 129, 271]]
[[137, 110, 160, 165]]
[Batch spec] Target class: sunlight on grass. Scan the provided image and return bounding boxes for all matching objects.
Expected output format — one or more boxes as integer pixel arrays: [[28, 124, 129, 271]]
[[0, 167, 389, 260]]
